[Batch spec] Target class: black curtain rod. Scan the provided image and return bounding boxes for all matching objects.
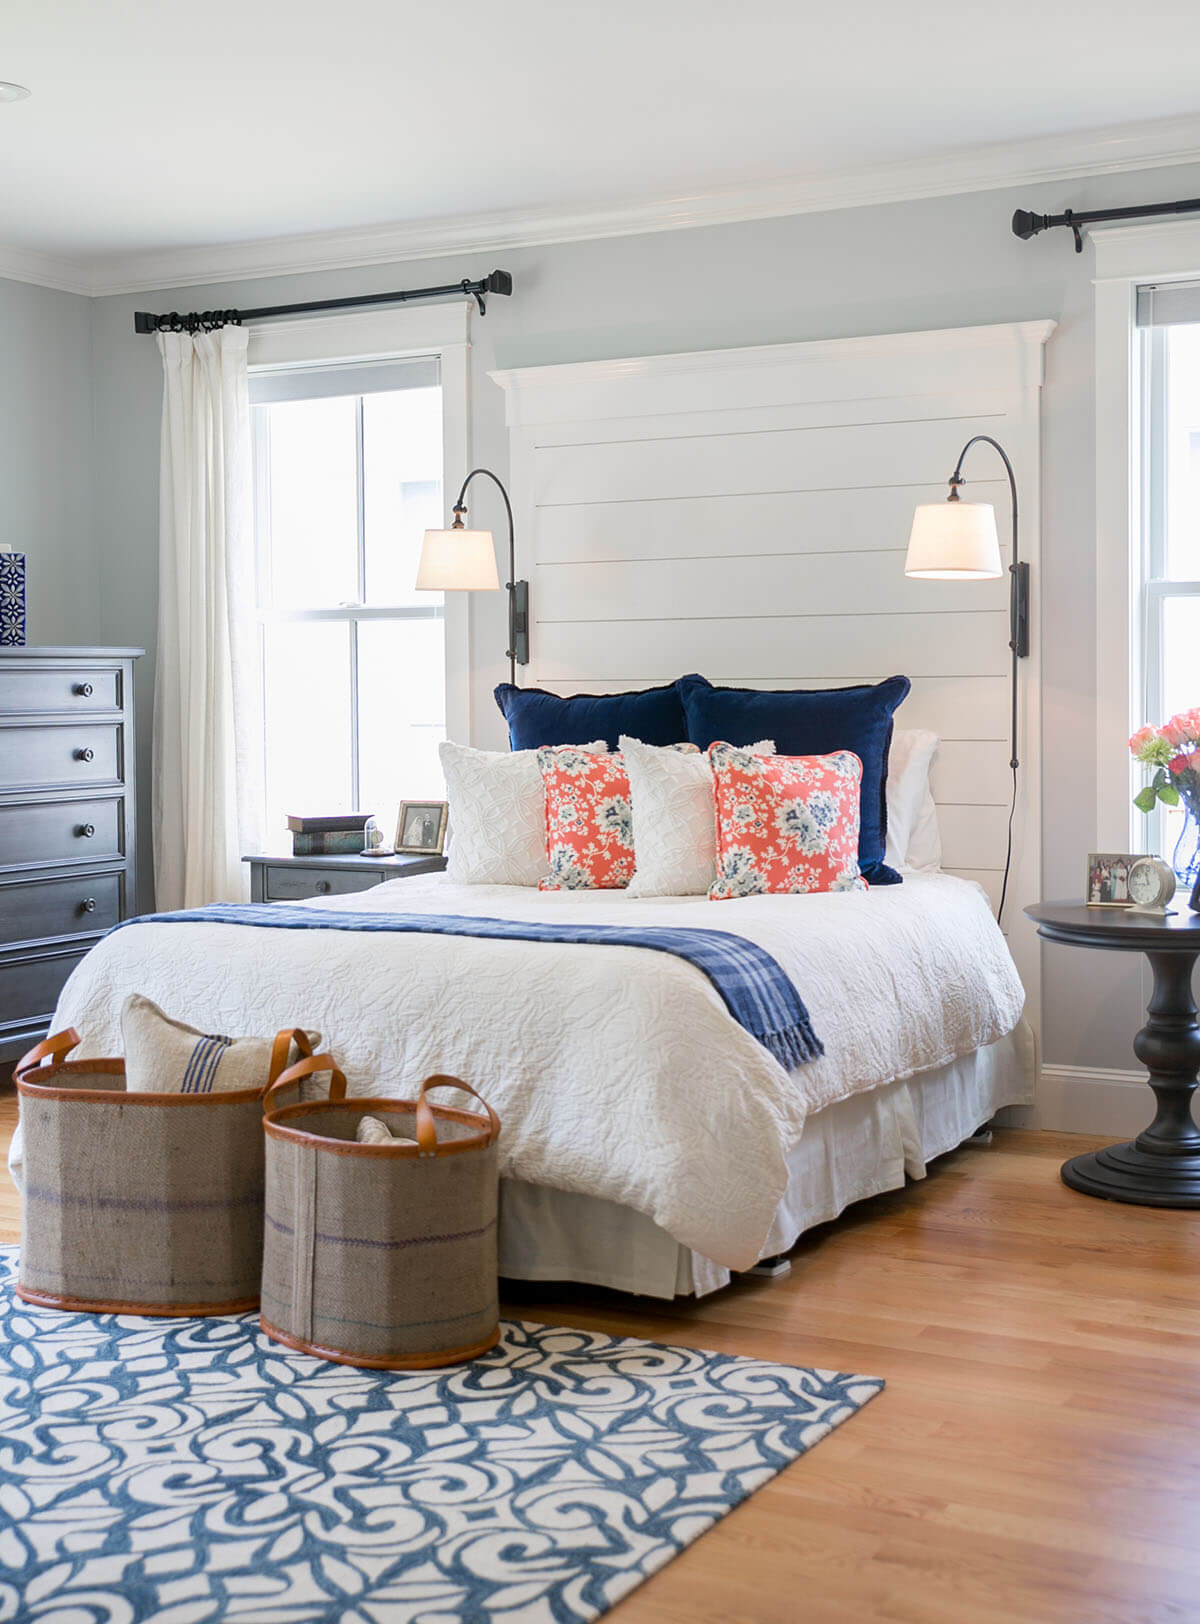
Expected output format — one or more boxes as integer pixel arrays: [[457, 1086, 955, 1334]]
[[133, 268, 513, 335], [1013, 198, 1200, 253]]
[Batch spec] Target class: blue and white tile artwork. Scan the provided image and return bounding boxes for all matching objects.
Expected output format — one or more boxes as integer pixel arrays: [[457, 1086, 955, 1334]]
[[0, 551, 26, 646]]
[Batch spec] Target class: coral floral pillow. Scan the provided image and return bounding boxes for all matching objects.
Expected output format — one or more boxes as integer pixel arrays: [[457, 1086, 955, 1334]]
[[537, 746, 637, 890], [708, 742, 867, 900], [536, 743, 699, 890]]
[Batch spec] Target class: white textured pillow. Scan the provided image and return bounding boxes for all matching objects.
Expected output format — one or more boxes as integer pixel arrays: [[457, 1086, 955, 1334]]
[[622, 734, 774, 897], [884, 728, 941, 873], [440, 738, 606, 886]]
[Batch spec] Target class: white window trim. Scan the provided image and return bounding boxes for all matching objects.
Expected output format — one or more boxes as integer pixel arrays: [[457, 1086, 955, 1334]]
[[1093, 219, 1200, 850], [247, 301, 473, 744]]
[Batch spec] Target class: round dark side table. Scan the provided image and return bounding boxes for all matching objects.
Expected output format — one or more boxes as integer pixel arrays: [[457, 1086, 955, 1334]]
[[1026, 901, 1200, 1206]]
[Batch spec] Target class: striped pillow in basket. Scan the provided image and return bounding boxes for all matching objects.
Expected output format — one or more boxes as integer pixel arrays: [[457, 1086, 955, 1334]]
[[121, 994, 320, 1095]]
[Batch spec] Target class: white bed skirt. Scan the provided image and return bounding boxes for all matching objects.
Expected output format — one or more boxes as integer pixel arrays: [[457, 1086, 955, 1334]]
[[498, 1024, 1036, 1299]]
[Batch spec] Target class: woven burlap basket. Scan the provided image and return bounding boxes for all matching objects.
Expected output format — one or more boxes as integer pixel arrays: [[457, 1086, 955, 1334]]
[[260, 1055, 501, 1370], [14, 1025, 312, 1316]]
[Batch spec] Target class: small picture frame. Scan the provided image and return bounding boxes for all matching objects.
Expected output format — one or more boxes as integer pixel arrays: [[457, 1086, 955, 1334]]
[[1086, 852, 1140, 907], [396, 800, 449, 856]]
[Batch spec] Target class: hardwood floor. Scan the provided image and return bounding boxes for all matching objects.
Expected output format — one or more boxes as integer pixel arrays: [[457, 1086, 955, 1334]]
[[2, 1089, 1198, 1623]]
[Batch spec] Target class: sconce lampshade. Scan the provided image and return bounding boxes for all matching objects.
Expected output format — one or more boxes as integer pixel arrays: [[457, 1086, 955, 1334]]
[[415, 528, 501, 592], [905, 501, 1002, 580]]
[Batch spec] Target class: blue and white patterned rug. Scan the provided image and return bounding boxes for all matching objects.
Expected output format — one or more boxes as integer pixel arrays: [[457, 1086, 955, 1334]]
[[0, 1248, 881, 1623]]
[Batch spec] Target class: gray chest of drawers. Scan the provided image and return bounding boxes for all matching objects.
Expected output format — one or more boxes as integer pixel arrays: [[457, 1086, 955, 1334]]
[[0, 647, 142, 1062]]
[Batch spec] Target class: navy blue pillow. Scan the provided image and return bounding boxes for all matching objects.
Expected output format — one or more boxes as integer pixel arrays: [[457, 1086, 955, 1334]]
[[675, 673, 911, 885], [494, 681, 689, 751]]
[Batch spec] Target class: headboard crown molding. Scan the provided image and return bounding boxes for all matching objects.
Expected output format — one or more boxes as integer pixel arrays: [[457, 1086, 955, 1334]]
[[490, 320, 1057, 427]]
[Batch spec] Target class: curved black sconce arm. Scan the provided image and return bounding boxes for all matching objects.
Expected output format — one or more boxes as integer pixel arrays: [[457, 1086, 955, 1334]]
[[451, 467, 529, 686]]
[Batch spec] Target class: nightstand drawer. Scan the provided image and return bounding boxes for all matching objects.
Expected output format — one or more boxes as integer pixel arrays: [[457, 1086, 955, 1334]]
[[0, 666, 121, 715], [0, 797, 124, 871], [0, 723, 123, 792], [0, 871, 122, 947], [263, 865, 382, 901]]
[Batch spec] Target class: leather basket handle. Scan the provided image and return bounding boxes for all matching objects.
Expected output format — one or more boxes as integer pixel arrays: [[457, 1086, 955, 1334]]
[[414, 1074, 500, 1156], [264, 1053, 347, 1115], [15, 1027, 82, 1085], [267, 1027, 316, 1090]]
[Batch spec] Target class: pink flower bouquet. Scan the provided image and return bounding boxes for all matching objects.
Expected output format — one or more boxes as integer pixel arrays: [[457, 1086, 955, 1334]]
[[1129, 709, 1200, 883]]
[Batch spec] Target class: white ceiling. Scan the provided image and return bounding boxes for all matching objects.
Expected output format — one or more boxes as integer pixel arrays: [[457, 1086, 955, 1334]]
[[3, 0, 1200, 290]]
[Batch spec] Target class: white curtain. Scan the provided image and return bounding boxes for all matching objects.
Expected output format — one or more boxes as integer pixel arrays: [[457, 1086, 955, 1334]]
[[153, 327, 263, 909]]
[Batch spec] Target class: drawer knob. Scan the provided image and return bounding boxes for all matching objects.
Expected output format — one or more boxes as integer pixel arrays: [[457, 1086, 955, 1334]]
[[76, 823, 96, 839], [315, 879, 332, 894], [73, 682, 94, 697], [74, 747, 94, 762], [80, 898, 97, 914]]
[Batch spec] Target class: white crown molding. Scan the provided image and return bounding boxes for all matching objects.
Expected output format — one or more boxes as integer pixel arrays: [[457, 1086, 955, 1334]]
[[4, 111, 1200, 299], [0, 241, 94, 296]]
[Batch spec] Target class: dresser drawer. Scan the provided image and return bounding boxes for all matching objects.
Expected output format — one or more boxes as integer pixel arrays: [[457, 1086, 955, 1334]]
[[0, 796, 124, 872], [0, 723, 123, 792], [0, 871, 122, 948], [0, 666, 121, 715], [0, 947, 91, 1051], [263, 865, 381, 901]]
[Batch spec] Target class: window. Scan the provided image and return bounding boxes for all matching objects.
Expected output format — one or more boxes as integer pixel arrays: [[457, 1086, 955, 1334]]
[[250, 357, 445, 840], [1135, 285, 1200, 860]]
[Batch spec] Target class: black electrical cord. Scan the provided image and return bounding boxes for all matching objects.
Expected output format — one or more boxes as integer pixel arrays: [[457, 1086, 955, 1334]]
[[943, 435, 1029, 928]]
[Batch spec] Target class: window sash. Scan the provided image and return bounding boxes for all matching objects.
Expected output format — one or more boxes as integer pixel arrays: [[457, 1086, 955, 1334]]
[[251, 371, 445, 815], [1137, 324, 1200, 855]]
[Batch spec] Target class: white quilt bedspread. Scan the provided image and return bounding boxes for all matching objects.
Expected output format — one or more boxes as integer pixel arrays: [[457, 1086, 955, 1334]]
[[18, 872, 1024, 1270]]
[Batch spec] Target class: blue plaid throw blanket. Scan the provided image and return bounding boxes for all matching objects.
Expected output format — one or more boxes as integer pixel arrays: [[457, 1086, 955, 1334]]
[[116, 904, 823, 1069]]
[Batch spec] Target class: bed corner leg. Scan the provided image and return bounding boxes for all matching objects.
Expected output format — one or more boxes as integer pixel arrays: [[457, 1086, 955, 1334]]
[[746, 1253, 792, 1279]]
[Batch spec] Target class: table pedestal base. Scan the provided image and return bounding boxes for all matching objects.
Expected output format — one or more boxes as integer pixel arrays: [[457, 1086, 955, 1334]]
[[1061, 1140, 1200, 1207], [1061, 945, 1200, 1208]]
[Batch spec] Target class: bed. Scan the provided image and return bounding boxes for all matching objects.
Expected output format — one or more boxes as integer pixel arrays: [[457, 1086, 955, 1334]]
[[11, 869, 1031, 1297]]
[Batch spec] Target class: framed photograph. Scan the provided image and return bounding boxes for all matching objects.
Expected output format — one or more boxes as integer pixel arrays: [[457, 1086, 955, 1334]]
[[1086, 852, 1140, 907], [396, 800, 449, 856]]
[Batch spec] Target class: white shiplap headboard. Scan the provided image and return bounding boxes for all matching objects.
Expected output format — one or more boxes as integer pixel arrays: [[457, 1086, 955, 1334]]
[[491, 319, 1055, 1029]]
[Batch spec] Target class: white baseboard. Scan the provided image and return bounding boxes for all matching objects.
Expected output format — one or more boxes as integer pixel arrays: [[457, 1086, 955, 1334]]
[[1001, 1064, 1152, 1137]]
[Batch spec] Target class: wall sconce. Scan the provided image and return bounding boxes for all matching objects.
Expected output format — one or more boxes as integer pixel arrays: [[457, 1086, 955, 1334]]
[[416, 467, 529, 686], [906, 433, 1028, 920]]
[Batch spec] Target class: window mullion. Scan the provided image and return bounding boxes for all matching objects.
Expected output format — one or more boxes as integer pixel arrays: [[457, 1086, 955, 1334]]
[[350, 396, 367, 808], [349, 619, 361, 810], [253, 408, 273, 613], [355, 396, 367, 604], [1144, 327, 1169, 584]]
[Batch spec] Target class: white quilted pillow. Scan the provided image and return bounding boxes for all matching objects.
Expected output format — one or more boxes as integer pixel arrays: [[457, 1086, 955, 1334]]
[[440, 738, 606, 887], [622, 734, 774, 897], [884, 727, 942, 873]]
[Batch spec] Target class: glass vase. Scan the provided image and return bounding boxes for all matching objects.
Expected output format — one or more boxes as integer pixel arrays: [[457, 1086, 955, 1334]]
[[1172, 789, 1200, 890]]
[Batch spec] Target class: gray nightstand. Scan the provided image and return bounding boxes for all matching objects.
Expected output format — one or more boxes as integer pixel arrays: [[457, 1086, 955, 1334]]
[[243, 851, 447, 903]]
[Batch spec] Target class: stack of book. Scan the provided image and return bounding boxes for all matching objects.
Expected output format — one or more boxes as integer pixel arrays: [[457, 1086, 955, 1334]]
[[287, 813, 373, 857]]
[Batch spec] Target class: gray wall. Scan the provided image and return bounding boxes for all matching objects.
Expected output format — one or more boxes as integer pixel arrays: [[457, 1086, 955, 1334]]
[[0, 276, 97, 645], [73, 157, 1200, 1071]]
